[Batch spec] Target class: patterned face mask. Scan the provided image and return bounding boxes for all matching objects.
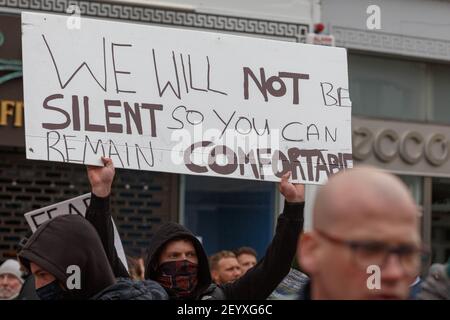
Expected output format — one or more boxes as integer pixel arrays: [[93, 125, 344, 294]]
[[155, 260, 198, 300]]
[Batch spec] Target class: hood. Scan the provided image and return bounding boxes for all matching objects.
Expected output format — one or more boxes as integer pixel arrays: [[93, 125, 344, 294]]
[[144, 222, 211, 299], [18, 215, 116, 299], [93, 278, 169, 300]]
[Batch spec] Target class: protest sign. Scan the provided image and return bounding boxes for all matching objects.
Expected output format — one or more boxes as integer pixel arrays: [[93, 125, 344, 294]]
[[22, 12, 352, 184], [24, 193, 128, 271]]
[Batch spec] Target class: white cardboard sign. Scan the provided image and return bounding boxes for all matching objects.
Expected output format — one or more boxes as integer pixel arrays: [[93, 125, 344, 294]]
[[22, 12, 352, 184], [24, 193, 128, 271]]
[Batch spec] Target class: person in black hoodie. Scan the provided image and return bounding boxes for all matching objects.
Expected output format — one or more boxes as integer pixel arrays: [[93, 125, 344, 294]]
[[18, 214, 168, 300], [86, 157, 305, 300]]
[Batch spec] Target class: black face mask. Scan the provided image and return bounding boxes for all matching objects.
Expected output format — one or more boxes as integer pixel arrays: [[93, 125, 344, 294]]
[[36, 280, 65, 300]]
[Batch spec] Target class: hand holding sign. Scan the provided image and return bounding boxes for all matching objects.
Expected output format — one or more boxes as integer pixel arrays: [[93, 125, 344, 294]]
[[279, 171, 305, 203], [87, 157, 115, 197]]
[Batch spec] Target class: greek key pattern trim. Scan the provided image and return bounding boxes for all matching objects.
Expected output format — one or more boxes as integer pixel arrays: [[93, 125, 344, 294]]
[[0, 0, 308, 42], [333, 26, 450, 61]]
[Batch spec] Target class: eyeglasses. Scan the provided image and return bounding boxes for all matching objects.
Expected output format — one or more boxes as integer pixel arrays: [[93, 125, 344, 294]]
[[315, 229, 428, 277]]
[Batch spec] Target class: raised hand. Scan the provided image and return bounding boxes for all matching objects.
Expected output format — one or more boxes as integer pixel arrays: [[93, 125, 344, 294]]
[[279, 171, 305, 203], [86, 157, 115, 197]]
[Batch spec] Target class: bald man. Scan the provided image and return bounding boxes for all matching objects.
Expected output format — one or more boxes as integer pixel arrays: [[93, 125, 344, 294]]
[[297, 166, 423, 300]]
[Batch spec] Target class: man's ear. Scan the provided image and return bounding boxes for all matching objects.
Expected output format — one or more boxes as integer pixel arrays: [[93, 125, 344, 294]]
[[297, 232, 319, 276]]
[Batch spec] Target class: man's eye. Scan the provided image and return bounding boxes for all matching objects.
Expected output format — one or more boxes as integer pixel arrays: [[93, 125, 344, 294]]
[[366, 243, 386, 252], [396, 245, 418, 256]]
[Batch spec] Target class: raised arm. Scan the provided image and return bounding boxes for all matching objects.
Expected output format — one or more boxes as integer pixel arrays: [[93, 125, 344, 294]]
[[220, 172, 305, 300], [85, 157, 129, 278]]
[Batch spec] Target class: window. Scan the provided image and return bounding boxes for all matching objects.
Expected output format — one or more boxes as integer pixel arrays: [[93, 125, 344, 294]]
[[398, 175, 423, 206], [349, 54, 428, 121], [430, 63, 450, 125], [349, 53, 450, 125], [183, 175, 276, 257], [431, 177, 450, 263]]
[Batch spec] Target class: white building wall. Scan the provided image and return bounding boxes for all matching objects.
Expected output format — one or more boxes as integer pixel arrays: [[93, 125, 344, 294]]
[[321, 0, 450, 61]]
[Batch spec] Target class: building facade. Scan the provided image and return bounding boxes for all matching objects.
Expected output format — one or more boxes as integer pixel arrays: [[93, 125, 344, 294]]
[[4, 0, 447, 266], [0, 0, 313, 261], [321, 0, 450, 263]]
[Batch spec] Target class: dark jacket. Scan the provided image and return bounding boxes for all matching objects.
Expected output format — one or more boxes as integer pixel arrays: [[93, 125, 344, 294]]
[[16, 274, 40, 300], [86, 193, 304, 300], [18, 215, 167, 300], [93, 278, 169, 300]]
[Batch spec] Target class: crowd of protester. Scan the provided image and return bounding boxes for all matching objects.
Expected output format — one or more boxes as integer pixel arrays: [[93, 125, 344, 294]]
[[1, 158, 449, 300]]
